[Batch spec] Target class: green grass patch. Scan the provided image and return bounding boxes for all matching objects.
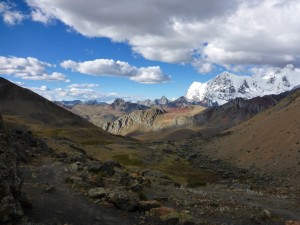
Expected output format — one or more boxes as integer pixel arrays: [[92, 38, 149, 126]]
[[112, 153, 143, 167], [80, 139, 113, 145], [152, 157, 218, 187]]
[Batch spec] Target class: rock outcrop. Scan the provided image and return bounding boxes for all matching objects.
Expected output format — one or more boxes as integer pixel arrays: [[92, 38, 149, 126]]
[[103, 108, 166, 135], [0, 115, 23, 223]]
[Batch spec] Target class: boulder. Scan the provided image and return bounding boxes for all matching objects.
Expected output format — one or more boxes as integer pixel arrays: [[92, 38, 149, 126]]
[[107, 190, 138, 211], [100, 160, 121, 176], [88, 187, 106, 199]]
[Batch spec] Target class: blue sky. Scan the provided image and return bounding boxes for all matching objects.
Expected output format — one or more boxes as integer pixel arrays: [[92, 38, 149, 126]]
[[1, 0, 299, 102]]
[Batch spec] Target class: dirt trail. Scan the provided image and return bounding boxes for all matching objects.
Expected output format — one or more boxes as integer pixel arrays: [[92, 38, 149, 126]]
[[20, 158, 138, 225]]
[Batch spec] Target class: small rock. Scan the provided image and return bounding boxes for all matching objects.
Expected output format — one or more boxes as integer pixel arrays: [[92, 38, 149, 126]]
[[119, 173, 132, 186], [130, 183, 143, 192], [88, 161, 102, 172], [69, 162, 84, 173], [107, 190, 138, 211], [138, 200, 160, 212], [262, 209, 272, 219], [45, 185, 55, 193], [87, 175, 104, 187], [88, 188, 106, 199], [100, 160, 121, 176]]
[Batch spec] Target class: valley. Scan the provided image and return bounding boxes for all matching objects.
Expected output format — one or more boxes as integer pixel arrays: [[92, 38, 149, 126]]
[[0, 78, 299, 225]]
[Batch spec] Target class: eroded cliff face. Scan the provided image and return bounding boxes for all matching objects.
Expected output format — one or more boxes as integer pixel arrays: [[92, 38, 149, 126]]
[[0, 115, 23, 223], [102, 108, 166, 135]]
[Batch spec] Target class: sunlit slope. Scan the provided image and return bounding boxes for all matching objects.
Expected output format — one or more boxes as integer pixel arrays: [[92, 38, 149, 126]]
[[201, 88, 300, 177]]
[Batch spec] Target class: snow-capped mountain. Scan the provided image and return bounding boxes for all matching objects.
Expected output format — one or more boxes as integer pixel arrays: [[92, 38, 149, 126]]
[[186, 64, 300, 106]]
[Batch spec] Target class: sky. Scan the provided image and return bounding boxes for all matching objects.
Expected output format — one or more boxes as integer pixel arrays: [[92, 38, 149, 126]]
[[1, 0, 300, 102]]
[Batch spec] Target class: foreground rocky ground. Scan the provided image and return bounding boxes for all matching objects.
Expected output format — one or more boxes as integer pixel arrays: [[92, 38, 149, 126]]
[[1, 120, 299, 224]]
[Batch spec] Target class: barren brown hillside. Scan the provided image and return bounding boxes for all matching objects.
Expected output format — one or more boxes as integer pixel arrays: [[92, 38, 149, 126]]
[[199, 88, 300, 179]]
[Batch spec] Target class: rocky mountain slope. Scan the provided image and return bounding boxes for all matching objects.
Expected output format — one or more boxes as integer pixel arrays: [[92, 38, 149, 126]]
[[186, 64, 300, 106], [195, 87, 300, 179], [102, 108, 166, 135], [103, 106, 205, 136], [192, 92, 289, 136], [0, 78, 93, 129]]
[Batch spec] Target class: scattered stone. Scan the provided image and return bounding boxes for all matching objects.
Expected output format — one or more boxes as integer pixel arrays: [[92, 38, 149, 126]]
[[262, 209, 272, 219], [45, 185, 55, 193], [148, 207, 179, 225], [130, 183, 143, 192], [100, 160, 121, 176], [88, 161, 102, 172], [69, 162, 84, 173], [87, 175, 104, 187], [138, 200, 160, 212], [119, 173, 132, 186], [88, 187, 106, 199], [107, 190, 138, 211]]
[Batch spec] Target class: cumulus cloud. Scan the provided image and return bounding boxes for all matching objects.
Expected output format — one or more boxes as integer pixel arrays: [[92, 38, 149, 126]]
[[0, 2, 25, 25], [61, 59, 170, 84], [31, 9, 53, 24], [26, 0, 300, 73], [68, 83, 99, 88], [250, 64, 300, 80], [30, 84, 118, 102], [0, 56, 69, 82]]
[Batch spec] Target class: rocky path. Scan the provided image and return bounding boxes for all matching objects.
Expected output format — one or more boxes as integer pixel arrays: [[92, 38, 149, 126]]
[[19, 158, 139, 225]]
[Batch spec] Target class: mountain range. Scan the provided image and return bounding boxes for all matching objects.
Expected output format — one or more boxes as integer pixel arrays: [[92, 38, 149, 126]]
[[0, 76, 299, 224], [186, 64, 300, 106]]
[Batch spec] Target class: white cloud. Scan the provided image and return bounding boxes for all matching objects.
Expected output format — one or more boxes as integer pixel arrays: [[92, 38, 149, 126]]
[[30, 85, 119, 102], [129, 67, 170, 84], [31, 9, 53, 24], [61, 59, 170, 84], [192, 60, 214, 74], [0, 56, 69, 82], [0, 2, 25, 25], [68, 83, 99, 88], [26, 0, 300, 72]]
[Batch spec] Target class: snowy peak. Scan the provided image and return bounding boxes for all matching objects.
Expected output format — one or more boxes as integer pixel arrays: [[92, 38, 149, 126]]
[[186, 65, 300, 106]]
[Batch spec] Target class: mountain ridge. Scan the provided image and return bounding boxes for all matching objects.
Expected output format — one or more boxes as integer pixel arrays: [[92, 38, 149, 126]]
[[186, 65, 300, 106]]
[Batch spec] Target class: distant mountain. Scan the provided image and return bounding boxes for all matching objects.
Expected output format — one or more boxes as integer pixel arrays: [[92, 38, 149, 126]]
[[55, 100, 107, 107], [186, 64, 300, 106], [111, 98, 149, 112], [136, 99, 154, 107], [168, 96, 190, 108], [138, 96, 197, 108], [154, 96, 169, 105], [136, 96, 170, 107], [55, 100, 83, 108]]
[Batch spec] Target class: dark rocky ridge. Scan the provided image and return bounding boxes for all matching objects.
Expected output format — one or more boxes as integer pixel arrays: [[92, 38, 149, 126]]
[[0, 78, 93, 128], [192, 92, 289, 135], [0, 115, 23, 223]]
